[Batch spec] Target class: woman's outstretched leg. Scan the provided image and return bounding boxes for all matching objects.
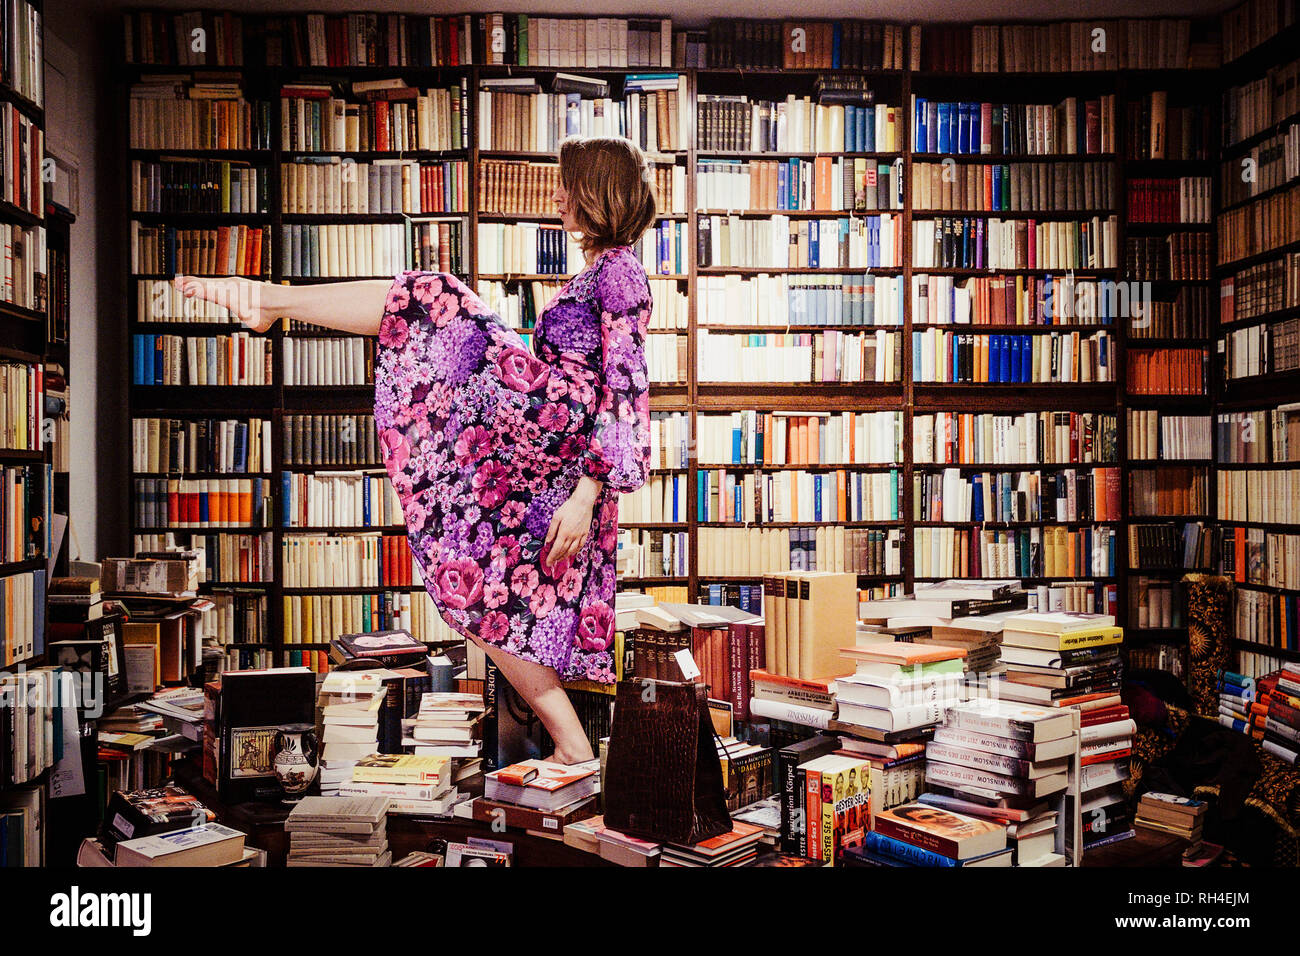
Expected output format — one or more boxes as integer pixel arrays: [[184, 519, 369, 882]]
[[470, 636, 596, 766], [173, 274, 392, 336]]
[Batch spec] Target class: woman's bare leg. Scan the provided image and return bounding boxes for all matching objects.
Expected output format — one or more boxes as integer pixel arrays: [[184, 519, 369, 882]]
[[471, 637, 595, 765], [173, 274, 392, 336]]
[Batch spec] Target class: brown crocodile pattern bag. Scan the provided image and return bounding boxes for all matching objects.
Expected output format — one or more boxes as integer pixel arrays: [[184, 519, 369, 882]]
[[603, 678, 733, 845]]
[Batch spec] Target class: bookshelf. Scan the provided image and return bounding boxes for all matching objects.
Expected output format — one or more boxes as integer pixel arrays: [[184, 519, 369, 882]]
[[117, 9, 1282, 684]]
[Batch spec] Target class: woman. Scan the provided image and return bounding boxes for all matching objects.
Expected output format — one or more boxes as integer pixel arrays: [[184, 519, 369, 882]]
[[176, 134, 657, 766]]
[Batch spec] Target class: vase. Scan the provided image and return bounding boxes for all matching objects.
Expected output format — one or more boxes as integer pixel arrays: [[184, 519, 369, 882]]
[[272, 725, 319, 801]]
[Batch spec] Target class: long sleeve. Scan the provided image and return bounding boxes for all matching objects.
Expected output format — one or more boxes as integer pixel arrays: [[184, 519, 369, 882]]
[[581, 252, 653, 494]]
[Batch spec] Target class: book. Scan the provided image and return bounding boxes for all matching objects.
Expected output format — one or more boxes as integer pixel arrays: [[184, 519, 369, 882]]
[[483, 758, 601, 812], [114, 822, 246, 867], [872, 801, 1008, 860]]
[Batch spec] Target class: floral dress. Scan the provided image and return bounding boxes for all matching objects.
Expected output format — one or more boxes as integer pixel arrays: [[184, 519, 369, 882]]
[[373, 244, 653, 683]]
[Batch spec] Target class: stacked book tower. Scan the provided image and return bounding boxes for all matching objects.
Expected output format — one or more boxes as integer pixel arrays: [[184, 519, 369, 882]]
[[317, 670, 388, 795], [342, 753, 460, 815], [285, 795, 391, 867], [475, 758, 603, 833], [1216, 668, 1257, 734], [1237, 668, 1300, 765], [919, 699, 1077, 866], [1077, 694, 1137, 850], [1134, 792, 1209, 845]]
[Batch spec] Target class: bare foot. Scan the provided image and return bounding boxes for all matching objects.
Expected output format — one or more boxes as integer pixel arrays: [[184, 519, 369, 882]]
[[542, 749, 595, 767], [173, 275, 280, 333]]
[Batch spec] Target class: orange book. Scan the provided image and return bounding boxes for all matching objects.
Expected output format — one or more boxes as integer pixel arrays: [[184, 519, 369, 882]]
[[814, 156, 833, 210], [840, 641, 967, 665]]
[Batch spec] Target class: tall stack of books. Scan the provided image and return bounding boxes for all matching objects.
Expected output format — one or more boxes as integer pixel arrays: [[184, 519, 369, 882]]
[[1078, 698, 1137, 849], [341, 753, 459, 815], [847, 799, 1012, 867], [1249, 669, 1300, 765], [474, 758, 602, 832], [833, 641, 967, 737], [1216, 669, 1256, 733], [403, 691, 485, 759], [921, 699, 1078, 866], [994, 611, 1124, 707], [317, 670, 390, 795], [284, 796, 391, 867]]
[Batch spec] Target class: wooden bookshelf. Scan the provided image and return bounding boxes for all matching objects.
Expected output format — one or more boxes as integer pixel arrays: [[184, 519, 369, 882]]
[[116, 9, 1290, 676]]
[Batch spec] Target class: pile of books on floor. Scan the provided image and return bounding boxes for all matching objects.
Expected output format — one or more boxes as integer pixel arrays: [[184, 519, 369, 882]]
[[920, 699, 1077, 866], [994, 611, 1123, 707], [473, 758, 601, 832], [285, 796, 391, 867], [340, 753, 460, 815], [81, 785, 259, 867], [1218, 668, 1300, 765], [317, 670, 389, 795], [845, 798, 1012, 867], [660, 820, 766, 868], [1079, 698, 1137, 850], [563, 815, 663, 866], [1134, 791, 1208, 843], [1216, 669, 1256, 733]]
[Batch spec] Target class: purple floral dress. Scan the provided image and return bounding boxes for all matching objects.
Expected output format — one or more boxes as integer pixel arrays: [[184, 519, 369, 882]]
[[374, 244, 653, 683]]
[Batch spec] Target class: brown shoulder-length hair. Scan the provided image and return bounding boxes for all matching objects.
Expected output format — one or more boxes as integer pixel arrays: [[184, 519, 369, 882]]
[[558, 135, 657, 257]]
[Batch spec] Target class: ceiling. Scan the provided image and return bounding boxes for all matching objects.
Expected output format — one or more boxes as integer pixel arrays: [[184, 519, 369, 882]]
[[61, 0, 1234, 28]]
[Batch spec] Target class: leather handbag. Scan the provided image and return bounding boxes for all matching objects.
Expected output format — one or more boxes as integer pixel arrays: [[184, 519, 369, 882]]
[[602, 678, 733, 845]]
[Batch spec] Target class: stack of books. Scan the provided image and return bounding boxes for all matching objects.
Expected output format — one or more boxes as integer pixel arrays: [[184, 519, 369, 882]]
[[994, 611, 1124, 707], [1078, 698, 1137, 849], [1256, 669, 1300, 765], [317, 670, 390, 794], [1135, 792, 1208, 842], [660, 820, 765, 867], [1216, 669, 1256, 733], [563, 815, 663, 866], [833, 641, 967, 736], [474, 758, 601, 832], [847, 799, 1012, 867], [47, 575, 105, 622], [80, 823, 255, 867], [403, 691, 486, 759], [137, 685, 205, 742], [340, 753, 459, 815], [921, 699, 1077, 866], [284, 796, 392, 867], [97, 786, 217, 863]]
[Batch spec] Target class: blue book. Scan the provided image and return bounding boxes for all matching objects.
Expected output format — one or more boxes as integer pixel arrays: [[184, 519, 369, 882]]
[[863, 105, 874, 152], [914, 97, 928, 151], [937, 102, 951, 153], [1021, 334, 1033, 381], [809, 219, 820, 269], [957, 102, 971, 154], [971, 473, 985, 522], [863, 831, 959, 867], [814, 474, 823, 521], [970, 102, 982, 153]]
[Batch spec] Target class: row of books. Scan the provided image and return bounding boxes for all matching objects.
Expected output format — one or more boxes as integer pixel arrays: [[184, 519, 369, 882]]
[[617, 474, 687, 524], [694, 526, 903, 578], [1127, 521, 1216, 570], [1234, 593, 1300, 655], [1125, 92, 1214, 162], [131, 333, 271, 387], [129, 82, 273, 151], [704, 19, 904, 70], [0, 102, 43, 217], [131, 532, 275, 585], [135, 279, 242, 324], [1217, 467, 1300, 523], [617, 528, 688, 578], [1220, 0, 1297, 63], [1221, 319, 1300, 379], [696, 97, 904, 155], [279, 80, 468, 153], [912, 274, 1126, 327], [131, 158, 268, 215], [281, 336, 373, 386], [1127, 177, 1213, 224], [698, 274, 905, 328], [285, 591, 457, 645], [1126, 347, 1207, 395], [697, 213, 901, 270], [0, 223, 45, 312], [1130, 576, 1183, 629], [476, 80, 687, 153], [696, 157, 902, 213], [283, 413, 379, 466], [911, 97, 1116, 157], [1218, 253, 1300, 323], [912, 467, 1122, 523], [132, 417, 270, 475], [1216, 182, 1300, 267], [206, 588, 270, 645], [911, 329, 1113, 384], [1124, 232, 1213, 281], [132, 477, 270, 529], [1219, 123, 1300, 208], [0, 570, 45, 668], [281, 471, 403, 529], [912, 411, 1118, 466], [280, 157, 470, 215], [697, 410, 904, 467], [479, 14, 675, 69], [910, 216, 1118, 271], [696, 329, 902, 384], [1221, 54, 1300, 145], [1127, 410, 1212, 461], [0, 360, 40, 451], [912, 18, 1198, 72], [911, 161, 1117, 213], [912, 525, 1117, 580], [130, 222, 270, 277], [281, 534, 416, 589], [1128, 467, 1209, 517], [279, 221, 458, 278], [1216, 407, 1300, 463], [698, 467, 901, 523], [1127, 286, 1213, 340]]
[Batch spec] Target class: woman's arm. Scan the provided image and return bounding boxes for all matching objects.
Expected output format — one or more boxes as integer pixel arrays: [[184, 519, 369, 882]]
[[173, 275, 392, 336]]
